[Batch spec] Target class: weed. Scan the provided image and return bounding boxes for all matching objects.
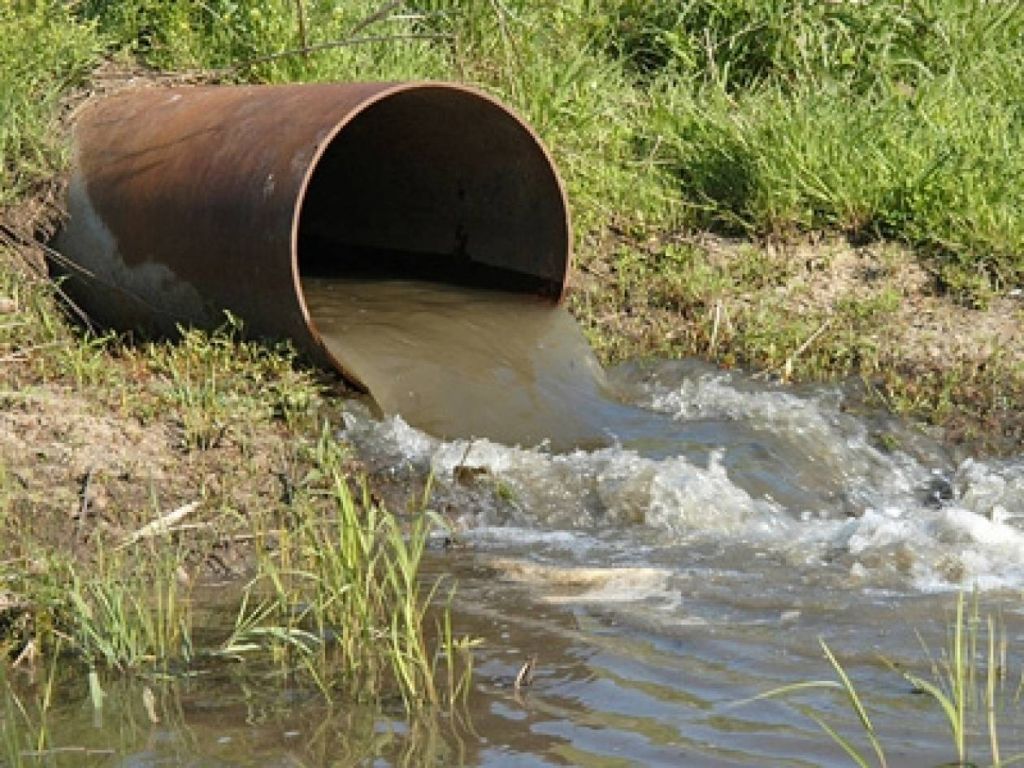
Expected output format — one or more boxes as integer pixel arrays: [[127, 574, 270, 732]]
[[136, 314, 322, 451], [242, 437, 476, 711], [748, 593, 1024, 767], [63, 543, 194, 672]]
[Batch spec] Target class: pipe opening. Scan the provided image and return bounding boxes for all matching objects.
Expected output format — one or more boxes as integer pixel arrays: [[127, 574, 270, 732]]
[[296, 86, 570, 297]]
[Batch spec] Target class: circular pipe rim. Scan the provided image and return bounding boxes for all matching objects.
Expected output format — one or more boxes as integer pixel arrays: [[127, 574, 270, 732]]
[[287, 81, 573, 381]]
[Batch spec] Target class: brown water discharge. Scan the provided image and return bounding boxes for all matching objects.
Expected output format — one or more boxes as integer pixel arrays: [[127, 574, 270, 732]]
[[302, 277, 622, 450]]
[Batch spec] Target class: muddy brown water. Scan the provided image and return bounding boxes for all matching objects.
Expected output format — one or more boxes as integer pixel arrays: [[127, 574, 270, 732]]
[[302, 277, 625, 450], [13, 279, 1024, 766]]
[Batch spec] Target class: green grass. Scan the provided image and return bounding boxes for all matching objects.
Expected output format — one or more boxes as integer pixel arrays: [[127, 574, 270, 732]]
[[220, 427, 477, 712], [1, 429, 471, 712], [0, 257, 325, 448], [0, 3, 99, 208], [5, 1, 1024, 297], [64, 544, 194, 672], [235, 461, 476, 711], [139, 313, 322, 450], [1, 257, 471, 713], [748, 593, 1024, 767]]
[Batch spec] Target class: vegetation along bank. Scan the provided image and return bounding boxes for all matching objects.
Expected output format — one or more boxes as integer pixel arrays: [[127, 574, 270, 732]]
[[1, 0, 1023, 713]]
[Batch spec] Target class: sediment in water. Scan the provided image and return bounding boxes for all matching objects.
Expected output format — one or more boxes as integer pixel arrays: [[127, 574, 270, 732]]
[[302, 277, 623, 450]]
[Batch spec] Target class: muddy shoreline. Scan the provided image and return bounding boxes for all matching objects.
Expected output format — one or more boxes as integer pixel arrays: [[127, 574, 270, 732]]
[[3, 216, 1023, 550]]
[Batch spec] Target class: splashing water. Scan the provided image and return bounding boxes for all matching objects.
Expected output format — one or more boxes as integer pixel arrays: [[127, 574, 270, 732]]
[[346, 392, 1024, 588], [304, 277, 1024, 763], [302, 274, 1024, 593], [303, 277, 623, 450]]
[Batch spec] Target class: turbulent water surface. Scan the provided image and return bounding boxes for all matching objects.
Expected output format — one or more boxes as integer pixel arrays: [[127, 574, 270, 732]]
[[306, 278, 1024, 765], [340, 357, 1024, 766], [23, 279, 1024, 766]]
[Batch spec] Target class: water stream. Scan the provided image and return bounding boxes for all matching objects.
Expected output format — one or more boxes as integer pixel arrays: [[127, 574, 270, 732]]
[[307, 277, 1024, 764], [13, 279, 1024, 765], [333, 355, 1024, 765]]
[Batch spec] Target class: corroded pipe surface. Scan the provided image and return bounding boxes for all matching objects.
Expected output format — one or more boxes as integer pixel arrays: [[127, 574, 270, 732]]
[[56, 82, 571, 382]]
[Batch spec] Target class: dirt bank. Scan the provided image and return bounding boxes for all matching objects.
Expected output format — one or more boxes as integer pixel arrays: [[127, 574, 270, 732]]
[[570, 231, 1024, 455]]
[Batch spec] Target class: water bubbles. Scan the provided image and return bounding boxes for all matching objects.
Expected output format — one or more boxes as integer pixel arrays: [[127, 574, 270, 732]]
[[340, 360, 1024, 592]]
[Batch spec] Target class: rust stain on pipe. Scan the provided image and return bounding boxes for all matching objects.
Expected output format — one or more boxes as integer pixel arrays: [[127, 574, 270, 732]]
[[55, 82, 572, 384]]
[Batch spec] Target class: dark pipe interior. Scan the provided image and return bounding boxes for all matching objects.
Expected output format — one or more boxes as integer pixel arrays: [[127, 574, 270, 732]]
[[297, 87, 569, 296]]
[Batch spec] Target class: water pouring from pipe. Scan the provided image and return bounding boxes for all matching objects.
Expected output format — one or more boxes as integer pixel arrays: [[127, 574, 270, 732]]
[[56, 82, 605, 446]]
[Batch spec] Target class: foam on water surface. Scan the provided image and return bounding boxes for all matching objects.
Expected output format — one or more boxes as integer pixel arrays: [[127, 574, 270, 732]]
[[303, 277, 1024, 592], [339, 364, 1024, 593]]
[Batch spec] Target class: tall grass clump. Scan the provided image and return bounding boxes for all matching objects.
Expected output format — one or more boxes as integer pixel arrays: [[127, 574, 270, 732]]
[[63, 544, 194, 673], [0, 3, 99, 208], [225, 434, 475, 712]]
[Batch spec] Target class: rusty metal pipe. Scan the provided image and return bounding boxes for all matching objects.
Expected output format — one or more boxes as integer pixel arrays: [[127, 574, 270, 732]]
[[55, 82, 571, 383]]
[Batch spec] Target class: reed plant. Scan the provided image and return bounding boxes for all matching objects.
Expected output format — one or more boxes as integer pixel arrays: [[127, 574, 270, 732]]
[[224, 435, 476, 712], [749, 593, 1023, 767], [63, 543, 194, 673]]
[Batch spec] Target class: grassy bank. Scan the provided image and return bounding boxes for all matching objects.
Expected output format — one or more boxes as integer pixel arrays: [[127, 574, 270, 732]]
[[1, 1, 1024, 757], [0, 260, 473, 709], [11, 0, 1024, 292], [3, 1, 1023, 449]]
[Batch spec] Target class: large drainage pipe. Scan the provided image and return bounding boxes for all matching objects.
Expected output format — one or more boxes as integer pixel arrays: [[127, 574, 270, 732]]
[[55, 82, 571, 387]]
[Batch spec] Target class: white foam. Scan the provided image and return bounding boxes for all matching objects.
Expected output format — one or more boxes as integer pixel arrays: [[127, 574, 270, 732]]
[[645, 372, 925, 509], [339, 372, 1024, 593], [485, 557, 682, 608]]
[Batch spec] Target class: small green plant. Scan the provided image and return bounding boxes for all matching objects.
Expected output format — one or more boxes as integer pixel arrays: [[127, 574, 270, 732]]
[[57, 330, 119, 388], [243, 454, 476, 711], [747, 593, 1024, 767], [137, 314, 320, 450], [63, 543, 194, 672], [743, 637, 887, 768]]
